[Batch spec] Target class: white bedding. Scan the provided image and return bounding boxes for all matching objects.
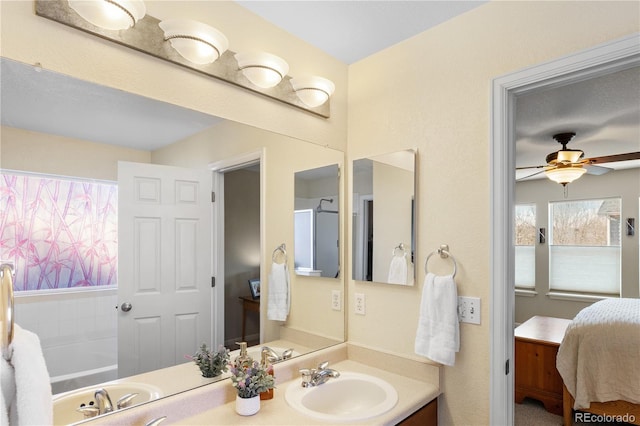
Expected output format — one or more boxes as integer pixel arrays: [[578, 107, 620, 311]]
[[556, 298, 640, 410]]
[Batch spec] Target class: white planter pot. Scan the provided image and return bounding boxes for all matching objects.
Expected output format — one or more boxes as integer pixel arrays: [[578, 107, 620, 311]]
[[235, 395, 260, 416]]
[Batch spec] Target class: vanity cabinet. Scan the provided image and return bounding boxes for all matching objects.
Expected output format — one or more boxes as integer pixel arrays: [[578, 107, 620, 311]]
[[397, 398, 437, 425]]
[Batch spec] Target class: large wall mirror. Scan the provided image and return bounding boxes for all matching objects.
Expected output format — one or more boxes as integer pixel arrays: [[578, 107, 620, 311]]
[[0, 57, 344, 423], [294, 164, 340, 278], [352, 150, 416, 285]]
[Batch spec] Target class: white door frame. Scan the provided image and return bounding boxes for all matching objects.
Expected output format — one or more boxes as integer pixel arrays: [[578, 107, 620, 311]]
[[209, 149, 265, 348], [490, 33, 640, 425]]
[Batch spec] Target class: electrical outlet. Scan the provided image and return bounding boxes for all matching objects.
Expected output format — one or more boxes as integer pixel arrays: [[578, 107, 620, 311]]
[[458, 296, 481, 324], [331, 290, 341, 311], [354, 292, 366, 315]]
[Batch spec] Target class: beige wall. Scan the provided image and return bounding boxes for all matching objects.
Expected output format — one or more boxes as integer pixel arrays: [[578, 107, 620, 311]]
[[515, 168, 640, 324], [1, 126, 150, 180], [347, 2, 639, 425]]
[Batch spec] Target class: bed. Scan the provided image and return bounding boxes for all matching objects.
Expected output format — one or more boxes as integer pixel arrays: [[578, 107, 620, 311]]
[[556, 298, 640, 426]]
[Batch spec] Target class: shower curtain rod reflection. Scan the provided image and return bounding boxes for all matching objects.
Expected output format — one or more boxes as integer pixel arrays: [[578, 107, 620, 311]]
[[316, 198, 338, 214]]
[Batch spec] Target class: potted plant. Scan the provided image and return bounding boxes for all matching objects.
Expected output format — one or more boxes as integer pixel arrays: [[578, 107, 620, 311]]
[[229, 360, 275, 416], [188, 344, 230, 378]]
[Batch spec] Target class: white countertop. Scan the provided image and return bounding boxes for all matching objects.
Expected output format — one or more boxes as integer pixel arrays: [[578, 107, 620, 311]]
[[177, 359, 439, 425], [85, 343, 440, 426]]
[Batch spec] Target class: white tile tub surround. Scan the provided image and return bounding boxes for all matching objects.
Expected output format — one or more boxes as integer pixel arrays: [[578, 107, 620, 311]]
[[14, 287, 118, 393], [86, 343, 440, 425]]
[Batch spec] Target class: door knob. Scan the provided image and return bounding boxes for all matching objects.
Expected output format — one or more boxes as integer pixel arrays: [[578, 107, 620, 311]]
[[120, 302, 132, 312]]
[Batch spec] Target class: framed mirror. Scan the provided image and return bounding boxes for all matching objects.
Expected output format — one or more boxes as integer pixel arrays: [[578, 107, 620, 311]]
[[294, 164, 340, 278], [352, 150, 416, 285]]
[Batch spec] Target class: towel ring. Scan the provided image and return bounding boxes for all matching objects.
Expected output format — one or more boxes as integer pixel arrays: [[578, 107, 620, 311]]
[[424, 246, 457, 278], [392, 243, 406, 256], [1, 264, 15, 352], [272, 243, 287, 264]]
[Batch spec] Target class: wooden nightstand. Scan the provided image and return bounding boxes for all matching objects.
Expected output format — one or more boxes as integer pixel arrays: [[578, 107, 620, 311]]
[[515, 315, 572, 416]]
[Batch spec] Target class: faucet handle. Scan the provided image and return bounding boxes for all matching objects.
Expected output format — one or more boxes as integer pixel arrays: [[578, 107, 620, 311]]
[[317, 361, 329, 370], [299, 368, 313, 387], [145, 416, 167, 426], [116, 393, 138, 409], [76, 406, 100, 419]]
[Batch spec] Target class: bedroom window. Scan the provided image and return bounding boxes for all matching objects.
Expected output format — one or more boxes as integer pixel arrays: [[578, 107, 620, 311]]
[[0, 171, 118, 292], [515, 203, 536, 288], [549, 198, 621, 295]]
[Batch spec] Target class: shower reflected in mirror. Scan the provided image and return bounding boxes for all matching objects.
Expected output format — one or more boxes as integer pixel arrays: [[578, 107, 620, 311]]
[[294, 164, 340, 278]]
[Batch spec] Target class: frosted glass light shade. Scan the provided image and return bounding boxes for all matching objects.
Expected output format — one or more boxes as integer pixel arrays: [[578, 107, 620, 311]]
[[545, 166, 586, 184], [556, 149, 584, 164], [159, 19, 229, 65], [68, 0, 146, 30], [235, 52, 289, 88], [290, 76, 335, 107]]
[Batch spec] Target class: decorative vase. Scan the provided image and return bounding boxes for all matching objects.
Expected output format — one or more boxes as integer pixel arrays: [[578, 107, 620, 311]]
[[235, 395, 260, 416]]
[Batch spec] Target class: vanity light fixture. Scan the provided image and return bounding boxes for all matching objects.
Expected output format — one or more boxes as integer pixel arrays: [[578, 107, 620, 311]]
[[159, 19, 229, 65], [544, 165, 586, 186], [36, 0, 332, 117], [290, 76, 335, 107], [235, 52, 289, 89], [68, 0, 146, 30]]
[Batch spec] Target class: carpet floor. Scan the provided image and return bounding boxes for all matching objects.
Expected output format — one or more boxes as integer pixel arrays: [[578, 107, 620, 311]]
[[515, 398, 634, 426]]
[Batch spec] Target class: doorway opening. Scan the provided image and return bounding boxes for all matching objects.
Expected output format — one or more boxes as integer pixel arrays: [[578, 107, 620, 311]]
[[210, 150, 264, 351], [490, 34, 639, 425]]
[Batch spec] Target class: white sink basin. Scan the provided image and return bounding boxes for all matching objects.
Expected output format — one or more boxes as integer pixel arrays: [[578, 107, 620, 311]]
[[53, 382, 162, 425], [285, 372, 398, 422]]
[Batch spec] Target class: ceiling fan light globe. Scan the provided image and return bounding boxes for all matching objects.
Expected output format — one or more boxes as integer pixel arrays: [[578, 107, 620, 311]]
[[545, 166, 586, 185]]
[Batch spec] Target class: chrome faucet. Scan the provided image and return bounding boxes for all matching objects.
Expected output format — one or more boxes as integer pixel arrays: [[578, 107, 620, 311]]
[[262, 346, 294, 363], [93, 388, 114, 414], [299, 361, 340, 387], [76, 389, 138, 419]]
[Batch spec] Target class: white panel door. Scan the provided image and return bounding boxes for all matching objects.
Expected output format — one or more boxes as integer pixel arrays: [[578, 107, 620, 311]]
[[118, 161, 212, 378]]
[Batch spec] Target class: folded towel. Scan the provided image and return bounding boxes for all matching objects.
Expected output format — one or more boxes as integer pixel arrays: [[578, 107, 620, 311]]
[[267, 262, 290, 321], [1, 324, 53, 425], [387, 254, 408, 285], [415, 273, 459, 366]]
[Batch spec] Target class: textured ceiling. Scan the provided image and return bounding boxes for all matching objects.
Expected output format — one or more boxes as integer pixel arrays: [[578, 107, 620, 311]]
[[515, 66, 640, 178]]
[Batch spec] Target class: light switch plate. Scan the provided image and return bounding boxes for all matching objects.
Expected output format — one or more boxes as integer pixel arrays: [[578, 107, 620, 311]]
[[331, 290, 341, 311], [458, 296, 481, 324], [355, 293, 365, 315]]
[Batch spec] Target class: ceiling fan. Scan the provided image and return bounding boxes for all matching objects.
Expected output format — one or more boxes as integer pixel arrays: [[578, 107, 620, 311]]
[[516, 132, 640, 186]]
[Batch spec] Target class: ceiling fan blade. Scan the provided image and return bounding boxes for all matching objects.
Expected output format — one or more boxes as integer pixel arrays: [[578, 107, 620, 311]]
[[587, 151, 640, 165], [516, 169, 545, 181], [584, 164, 612, 175], [515, 165, 545, 171]]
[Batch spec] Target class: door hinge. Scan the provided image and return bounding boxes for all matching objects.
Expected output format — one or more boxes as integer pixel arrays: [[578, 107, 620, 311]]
[[211, 276, 215, 287], [505, 359, 510, 375], [211, 192, 215, 202]]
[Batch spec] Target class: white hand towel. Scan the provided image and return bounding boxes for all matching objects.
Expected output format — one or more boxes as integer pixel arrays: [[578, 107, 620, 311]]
[[387, 254, 408, 285], [415, 273, 459, 366], [1, 354, 16, 426], [2, 324, 53, 425], [267, 262, 290, 321]]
